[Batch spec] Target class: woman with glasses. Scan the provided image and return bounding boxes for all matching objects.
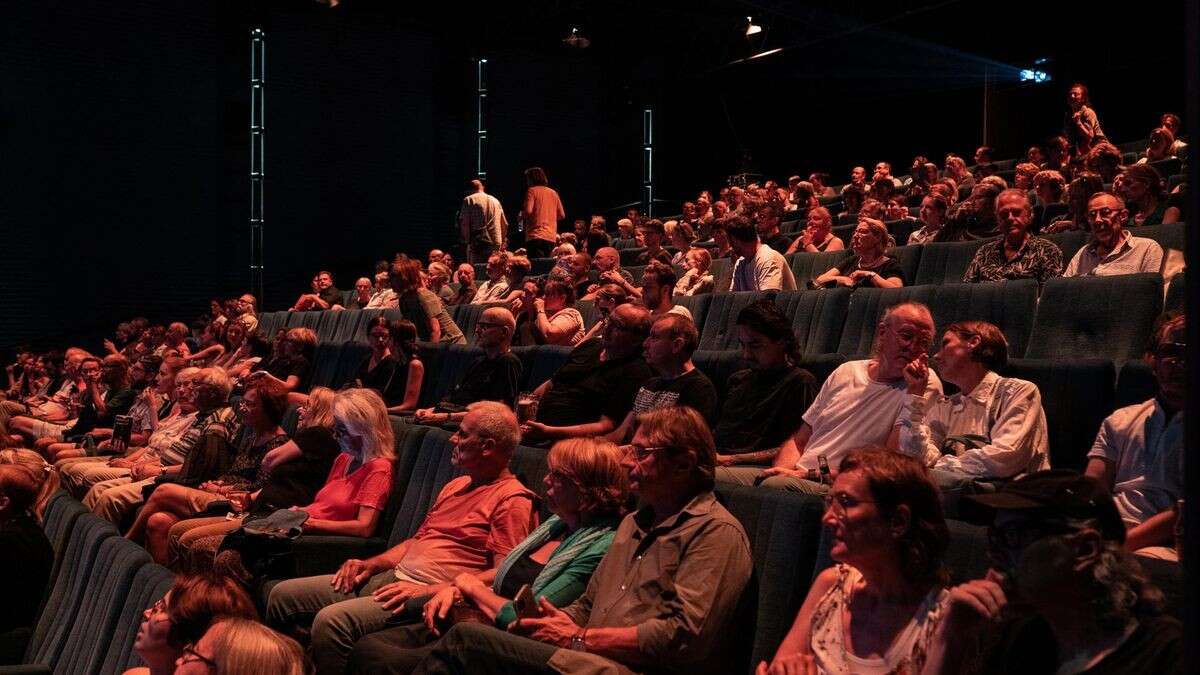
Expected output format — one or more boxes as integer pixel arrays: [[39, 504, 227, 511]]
[[166, 386, 342, 572], [175, 618, 307, 675], [346, 437, 627, 674], [211, 388, 395, 584], [757, 447, 951, 675], [125, 381, 290, 564], [123, 574, 257, 675], [355, 317, 424, 413]]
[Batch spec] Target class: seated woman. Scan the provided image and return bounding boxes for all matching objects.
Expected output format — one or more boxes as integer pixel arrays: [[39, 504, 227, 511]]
[[908, 194, 951, 245], [356, 318, 424, 413], [1138, 126, 1178, 164], [578, 283, 630, 344], [124, 574, 258, 675], [1030, 169, 1068, 232], [757, 447, 950, 675], [393, 259, 466, 345], [126, 380, 290, 564], [712, 301, 816, 483], [0, 448, 61, 522], [786, 206, 845, 254], [813, 218, 905, 288], [518, 279, 585, 347], [887, 321, 1050, 514], [346, 437, 628, 674], [209, 388, 395, 583], [1118, 164, 1181, 227], [175, 618, 306, 675], [673, 247, 715, 297], [167, 386, 341, 572], [0, 464, 54, 661], [246, 327, 317, 398], [427, 263, 456, 305], [210, 321, 254, 373], [185, 322, 226, 366], [1044, 171, 1105, 233], [667, 220, 697, 266]]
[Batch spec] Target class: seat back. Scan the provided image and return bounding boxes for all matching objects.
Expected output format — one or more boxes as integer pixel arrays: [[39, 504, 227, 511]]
[[510, 446, 552, 521], [100, 563, 175, 675], [715, 485, 827, 671], [912, 238, 991, 286], [574, 299, 600, 329], [775, 288, 851, 358], [1136, 221, 1185, 254], [256, 311, 289, 338], [815, 518, 990, 584], [309, 342, 346, 389], [453, 304, 486, 345], [1042, 230, 1090, 263], [886, 245, 923, 285], [1115, 360, 1157, 409], [885, 219, 917, 245], [709, 257, 733, 292], [57, 537, 152, 675], [314, 311, 341, 342], [699, 292, 767, 350], [375, 419, 432, 540], [328, 309, 366, 343], [387, 428, 464, 544], [1026, 274, 1163, 362], [672, 294, 712, 332], [331, 341, 372, 391], [619, 248, 646, 266], [787, 250, 853, 288], [350, 309, 385, 343], [1003, 358, 1116, 471], [416, 344, 483, 407], [692, 350, 750, 407], [523, 345, 573, 391]]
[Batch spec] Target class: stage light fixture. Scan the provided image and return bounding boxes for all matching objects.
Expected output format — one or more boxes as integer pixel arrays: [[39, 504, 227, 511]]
[[1019, 69, 1050, 83], [563, 26, 591, 49], [745, 17, 762, 36]]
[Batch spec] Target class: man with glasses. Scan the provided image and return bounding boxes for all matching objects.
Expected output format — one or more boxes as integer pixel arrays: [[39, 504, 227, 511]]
[[409, 406, 752, 675], [926, 470, 1182, 675], [1063, 192, 1164, 277], [414, 307, 522, 426], [521, 304, 655, 444], [1084, 312, 1184, 561], [234, 293, 259, 334], [745, 303, 942, 493]]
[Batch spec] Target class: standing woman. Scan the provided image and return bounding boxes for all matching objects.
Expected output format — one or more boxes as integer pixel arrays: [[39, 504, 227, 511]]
[[356, 317, 424, 413], [1065, 83, 1106, 156], [521, 167, 565, 259]]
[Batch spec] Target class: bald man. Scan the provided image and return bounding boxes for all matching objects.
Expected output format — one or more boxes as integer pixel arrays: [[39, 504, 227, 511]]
[[581, 247, 638, 300], [415, 307, 522, 425], [460, 179, 509, 263]]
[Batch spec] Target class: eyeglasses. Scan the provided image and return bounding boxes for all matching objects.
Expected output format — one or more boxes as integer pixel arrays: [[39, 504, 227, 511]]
[[822, 491, 875, 517], [620, 444, 671, 461], [1086, 207, 1123, 220], [179, 644, 218, 669]]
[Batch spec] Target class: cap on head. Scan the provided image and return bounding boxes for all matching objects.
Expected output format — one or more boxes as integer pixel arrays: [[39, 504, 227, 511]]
[[968, 470, 1126, 543]]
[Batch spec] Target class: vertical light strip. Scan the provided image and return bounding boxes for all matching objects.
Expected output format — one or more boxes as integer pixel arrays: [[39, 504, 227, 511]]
[[476, 59, 488, 178], [642, 107, 653, 217], [249, 28, 266, 304]]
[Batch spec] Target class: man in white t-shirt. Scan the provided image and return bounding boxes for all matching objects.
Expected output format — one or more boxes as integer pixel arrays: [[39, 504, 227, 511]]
[[1085, 311, 1185, 561], [722, 303, 942, 493], [727, 217, 797, 292]]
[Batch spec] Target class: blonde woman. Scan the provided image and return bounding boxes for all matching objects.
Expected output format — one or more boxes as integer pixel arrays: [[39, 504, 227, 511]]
[[813, 218, 905, 288], [175, 618, 307, 675], [0, 448, 60, 522]]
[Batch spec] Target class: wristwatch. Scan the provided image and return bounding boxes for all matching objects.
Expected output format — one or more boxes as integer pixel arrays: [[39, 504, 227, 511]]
[[570, 629, 589, 652]]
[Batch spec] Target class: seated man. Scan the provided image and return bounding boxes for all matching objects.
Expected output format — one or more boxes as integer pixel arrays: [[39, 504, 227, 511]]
[[1063, 192, 1164, 277], [928, 471, 1182, 675], [963, 189, 1064, 284], [639, 262, 692, 321], [754, 200, 793, 254], [414, 307, 523, 424], [471, 252, 512, 305], [727, 216, 798, 292], [291, 270, 344, 311], [728, 302, 942, 492], [522, 304, 655, 444], [1085, 312, 1184, 561], [266, 401, 537, 675], [888, 321, 1049, 512], [5, 350, 89, 440], [635, 219, 673, 266], [581, 247, 638, 301], [407, 406, 753, 675], [605, 314, 717, 443], [34, 354, 136, 460], [83, 367, 238, 524]]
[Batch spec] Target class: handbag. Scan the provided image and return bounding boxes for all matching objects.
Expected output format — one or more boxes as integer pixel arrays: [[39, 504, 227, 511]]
[[217, 508, 310, 580]]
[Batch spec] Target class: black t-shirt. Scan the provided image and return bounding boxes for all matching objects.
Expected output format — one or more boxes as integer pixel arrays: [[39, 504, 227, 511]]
[[357, 354, 410, 408], [319, 286, 343, 308], [67, 385, 137, 440], [973, 613, 1183, 675], [0, 513, 54, 633], [629, 368, 718, 423], [831, 255, 906, 287], [253, 426, 341, 514], [442, 351, 523, 409], [267, 355, 312, 393], [762, 233, 793, 254], [713, 366, 816, 456], [538, 339, 655, 427]]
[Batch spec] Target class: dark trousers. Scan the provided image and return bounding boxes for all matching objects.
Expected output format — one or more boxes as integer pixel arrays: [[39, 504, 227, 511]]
[[524, 238, 554, 259], [408, 623, 557, 675], [468, 241, 498, 265], [347, 621, 438, 675]]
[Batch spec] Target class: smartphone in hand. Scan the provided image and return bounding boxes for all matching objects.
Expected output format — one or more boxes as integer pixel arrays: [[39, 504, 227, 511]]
[[514, 584, 539, 619]]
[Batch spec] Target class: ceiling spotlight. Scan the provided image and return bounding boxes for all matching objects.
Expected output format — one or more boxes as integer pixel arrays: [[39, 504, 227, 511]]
[[1019, 68, 1050, 83], [745, 17, 762, 37], [563, 27, 590, 49]]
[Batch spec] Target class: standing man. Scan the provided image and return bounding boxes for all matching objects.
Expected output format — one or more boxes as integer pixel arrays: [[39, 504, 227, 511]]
[[460, 179, 509, 264]]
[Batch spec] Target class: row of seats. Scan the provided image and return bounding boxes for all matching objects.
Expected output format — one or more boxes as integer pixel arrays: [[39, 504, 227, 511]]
[[265, 269, 1175, 367]]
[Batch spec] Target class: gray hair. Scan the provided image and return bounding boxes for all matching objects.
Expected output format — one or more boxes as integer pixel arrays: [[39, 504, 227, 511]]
[[466, 401, 520, 454], [192, 367, 233, 409]]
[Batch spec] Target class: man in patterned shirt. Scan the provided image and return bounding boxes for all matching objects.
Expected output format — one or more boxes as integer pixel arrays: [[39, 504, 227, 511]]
[[963, 189, 1064, 284]]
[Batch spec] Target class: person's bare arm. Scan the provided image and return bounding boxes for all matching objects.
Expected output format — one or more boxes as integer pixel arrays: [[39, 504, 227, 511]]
[[757, 567, 839, 673], [771, 423, 812, 469], [303, 505, 381, 538], [386, 359, 424, 413], [1084, 457, 1115, 492], [812, 266, 850, 287]]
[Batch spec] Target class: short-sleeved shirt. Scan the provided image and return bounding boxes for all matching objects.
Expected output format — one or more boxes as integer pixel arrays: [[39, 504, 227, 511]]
[[714, 365, 815, 455], [393, 474, 537, 585], [730, 244, 798, 292], [461, 191, 508, 246], [629, 368, 718, 423], [833, 254, 907, 287], [1064, 233, 1164, 277], [144, 410, 199, 465], [471, 279, 511, 305], [305, 454, 394, 522], [1088, 399, 1184, 527], [254, 426, 341, 514], [797, 360, 942, 470], [441, 351, 522, 409], [401, 288, 466, 344], [524, 185, 565, 244], [357, 354, 411, 407], [318, 286, 343, 308], [962, 236, 1063, 283], [266, 355, 312, 392], [218, 432, 290, 492], [537, 339, 656, 428]]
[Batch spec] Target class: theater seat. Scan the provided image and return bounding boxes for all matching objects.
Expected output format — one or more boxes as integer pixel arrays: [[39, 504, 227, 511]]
[[530, 258, 557, 276], [1042, 230, 1089, 263], [885, 245, 922, 285], [1165, 271, 1185, 312], [885, 219, 916, 246], [775, 288, 851, 358], [787, 250, 853, 288], [349, 309, 384, 343], [619, 248, 646, 266], [523, 345, 572, 391], [332, 341, 372, 391], [709, 257, 733, 292], [574, 299, 599, 329], [1026, 273, 1163, 362], [699, 292, 766, 351], [308, 342, 347, 389], [1134, 221, 1185, 254], [101, 564, 175, 675], [510, 446, 551, 521], [1003, 358, 1115, 471], [40, 492, 86, 588], [387, 428, 465, 541], [815, 518, 990, 584], [912, 238, 991, 286], [256, 311, 288, 338], [327, 309, 366, 343], [1115, 360, 1156, 409], [452, 304, 485, 345], [415, 344, 483, 407], [672, 294, 712, 330], [714, 485, 827, 670], [800, 353, 848, 389], [627, 265, 647, 285], [692, 350, 749, 406]]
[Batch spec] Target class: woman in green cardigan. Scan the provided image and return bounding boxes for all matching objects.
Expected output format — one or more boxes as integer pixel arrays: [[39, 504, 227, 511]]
[[345, 437, 629, 674]]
